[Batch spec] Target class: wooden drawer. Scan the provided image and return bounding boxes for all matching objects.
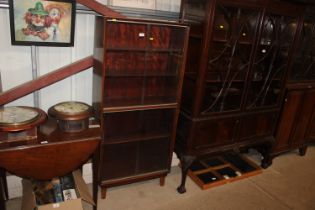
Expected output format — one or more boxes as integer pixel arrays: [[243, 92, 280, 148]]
[[238, 112, 277, 142], [192, 118, 238, 150]]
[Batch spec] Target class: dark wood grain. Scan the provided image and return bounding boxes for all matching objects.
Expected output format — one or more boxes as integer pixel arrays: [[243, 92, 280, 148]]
[[274, 87, 315, 155], [272, 8, 315, 156], [175, 0, 304, 193], [93, 17, 189, 196]]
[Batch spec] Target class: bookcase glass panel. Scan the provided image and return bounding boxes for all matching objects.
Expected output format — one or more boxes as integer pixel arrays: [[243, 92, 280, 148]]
[[101, 142, 138, 180], [143, 76, 178, 104], [150, 25, 171, 49], [289, 20, 315, 81], [138, 137, 169, 174], [148, 25, 186, 50], [103, 109, 174, 144], [202, 5, 260, 114], [101, 137, 170, 181], [104, 51, 180, 107], [105, 51, 180, 76], [105, 21, 187, 51], [105, 21, 147, 49], [247, 14, 298, 109], [105, 51, 146, 76], [103, 77, 144, 107], [170, 27, 188, 51], [146, 52, 181, 75], [103, 76, 178, 107]]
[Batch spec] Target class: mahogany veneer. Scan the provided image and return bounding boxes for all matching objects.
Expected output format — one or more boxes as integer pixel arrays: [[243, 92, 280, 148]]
[[176, 0, 304, 193]]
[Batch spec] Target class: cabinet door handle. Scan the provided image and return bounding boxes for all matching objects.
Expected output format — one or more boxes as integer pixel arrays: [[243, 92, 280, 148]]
[[308, 85, 313, 89], [284, 98, 288, 102]]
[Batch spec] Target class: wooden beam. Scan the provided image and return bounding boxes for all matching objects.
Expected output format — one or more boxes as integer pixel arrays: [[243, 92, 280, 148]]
[[0, 56, 94, 106], [77, 0, 126, 18]]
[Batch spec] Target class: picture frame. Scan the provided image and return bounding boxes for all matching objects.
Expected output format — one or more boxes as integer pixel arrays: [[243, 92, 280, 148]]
[[9, 0, 76, 47], [110, 0, 156, 10]]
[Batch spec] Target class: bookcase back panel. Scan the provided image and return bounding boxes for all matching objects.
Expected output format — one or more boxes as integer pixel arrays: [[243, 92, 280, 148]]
[[137, 137, 169, 174], [105, 51, 181, 76], [103, 109, 174, 144], [105, 52, 146, 76], [106, 22, 147, 49], [103, 77, 178, 107], [101, 137, 170, 181], [101, 142, 138, 180]]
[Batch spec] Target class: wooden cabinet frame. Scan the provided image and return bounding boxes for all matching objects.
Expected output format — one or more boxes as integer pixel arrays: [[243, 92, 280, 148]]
[[93, 17, 189, 198], [175, 0, 304, 193]]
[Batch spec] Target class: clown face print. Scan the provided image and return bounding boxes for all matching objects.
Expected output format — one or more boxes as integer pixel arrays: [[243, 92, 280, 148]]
[[22, 2, 51, 40]]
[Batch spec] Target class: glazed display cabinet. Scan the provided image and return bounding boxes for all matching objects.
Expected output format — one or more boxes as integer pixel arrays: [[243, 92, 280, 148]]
[[273, 9, 315, 158], [93, 17, 189, 198], [176, 0, 303, 193]]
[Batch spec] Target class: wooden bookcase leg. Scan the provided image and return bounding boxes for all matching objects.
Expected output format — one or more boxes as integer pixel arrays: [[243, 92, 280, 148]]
[[101, 186, 107, 199], [299, 146, 307, 156], [92, 148, 100, 210], [0, 168, 7, 200], [159, 176, 165, 186]]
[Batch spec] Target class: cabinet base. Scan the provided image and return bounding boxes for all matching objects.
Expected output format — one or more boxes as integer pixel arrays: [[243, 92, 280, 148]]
[[271, 145, 309, 163], [99, 172, 168, 199], [175, 141, 273, 193]]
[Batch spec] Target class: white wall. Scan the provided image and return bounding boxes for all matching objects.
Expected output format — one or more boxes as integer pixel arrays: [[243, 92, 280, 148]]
[[0, 0, 180, 198]]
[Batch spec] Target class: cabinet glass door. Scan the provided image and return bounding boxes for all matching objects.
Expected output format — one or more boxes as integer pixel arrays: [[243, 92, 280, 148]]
[[246, 14, 298, 109], [103, 20, 185, 108], [289, 20, 315, 81], [202, 5, 260, 113]]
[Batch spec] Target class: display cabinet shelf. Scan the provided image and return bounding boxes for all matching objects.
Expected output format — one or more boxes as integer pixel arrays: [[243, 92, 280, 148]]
[[106, 48, 184, 53], [105, 73, 178, 77], [102, 103, 177, 113], [212, 38, 253, 45], [102, 97, 178, 109], [104, 133, 171, 145]]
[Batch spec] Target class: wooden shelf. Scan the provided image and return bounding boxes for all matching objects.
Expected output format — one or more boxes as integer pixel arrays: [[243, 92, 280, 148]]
[[104, 132, 171, 145], [102, 102, 177, 113], [212, 37, 253, 45], [105, 72, 178, 77], [106, 48, 183, 54]]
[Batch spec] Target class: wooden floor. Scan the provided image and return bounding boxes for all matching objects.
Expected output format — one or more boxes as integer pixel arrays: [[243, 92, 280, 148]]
[[7, 146, 315, 210]]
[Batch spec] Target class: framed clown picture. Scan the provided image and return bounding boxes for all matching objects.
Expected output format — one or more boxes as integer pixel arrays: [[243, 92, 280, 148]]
[[9, 0, 76, 46]]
